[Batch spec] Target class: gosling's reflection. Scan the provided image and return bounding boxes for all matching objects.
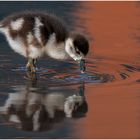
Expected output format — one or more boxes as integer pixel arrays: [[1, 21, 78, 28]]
[[0, 82, 88, 131]]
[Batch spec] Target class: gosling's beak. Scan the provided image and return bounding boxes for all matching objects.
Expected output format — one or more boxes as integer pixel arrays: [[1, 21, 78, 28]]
[[79, 59, 86, 73], [74, 57, 86, 73]]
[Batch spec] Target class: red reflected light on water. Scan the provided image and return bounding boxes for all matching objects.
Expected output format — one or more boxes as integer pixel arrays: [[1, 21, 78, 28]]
[[72, 2, 140, 138], [74, 2, 140, 63]]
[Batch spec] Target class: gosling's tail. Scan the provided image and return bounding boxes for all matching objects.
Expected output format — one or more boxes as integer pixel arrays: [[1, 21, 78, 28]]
[[0, 23, 5, 33], [0, 24, 3, 33]]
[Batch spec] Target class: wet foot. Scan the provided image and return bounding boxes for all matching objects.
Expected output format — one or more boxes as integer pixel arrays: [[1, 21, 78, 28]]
[[26, 58, 37, 73], [26, 71, 37, 81]]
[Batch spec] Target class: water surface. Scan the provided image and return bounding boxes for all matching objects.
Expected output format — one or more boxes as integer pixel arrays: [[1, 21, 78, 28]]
[[0, 1, 140, 139]]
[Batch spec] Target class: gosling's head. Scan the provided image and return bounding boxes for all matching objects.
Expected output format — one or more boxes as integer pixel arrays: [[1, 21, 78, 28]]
[[65, 33, 89, 61], [65, 33, 89, 73]]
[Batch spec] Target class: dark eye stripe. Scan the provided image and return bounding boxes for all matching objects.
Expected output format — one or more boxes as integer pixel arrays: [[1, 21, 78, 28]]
[[76, 50, 80, 54], [75, 47, 80, 54]]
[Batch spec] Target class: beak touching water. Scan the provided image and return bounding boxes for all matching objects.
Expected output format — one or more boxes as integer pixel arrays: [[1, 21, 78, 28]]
[[79, 59, 86, 73], [80, 59, 86, 73], [73, 57, 86, 73], [74, 58, 86, 73]]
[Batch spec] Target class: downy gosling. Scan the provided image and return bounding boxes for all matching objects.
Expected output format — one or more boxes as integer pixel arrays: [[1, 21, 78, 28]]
[[0, 11, 89, 73]]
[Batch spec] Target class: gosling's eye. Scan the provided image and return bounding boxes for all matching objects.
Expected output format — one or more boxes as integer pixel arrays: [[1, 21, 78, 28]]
[[75, 47, 80, 54], [76, 50, 80, 55]]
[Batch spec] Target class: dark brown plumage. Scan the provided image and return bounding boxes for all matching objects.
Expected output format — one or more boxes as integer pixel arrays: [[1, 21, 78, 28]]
[[1, 11, 68, 44], [72, 33, 89, 56]]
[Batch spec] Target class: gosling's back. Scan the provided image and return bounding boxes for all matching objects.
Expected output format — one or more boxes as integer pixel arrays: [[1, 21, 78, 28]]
[[0, 11, 68, 59]]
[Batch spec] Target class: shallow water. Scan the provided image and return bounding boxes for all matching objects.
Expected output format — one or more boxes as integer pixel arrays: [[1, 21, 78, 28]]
[[0, 1, 140, 139]]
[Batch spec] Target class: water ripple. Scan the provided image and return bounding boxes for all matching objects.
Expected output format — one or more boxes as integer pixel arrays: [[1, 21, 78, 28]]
[[0, 59, 133, 85]]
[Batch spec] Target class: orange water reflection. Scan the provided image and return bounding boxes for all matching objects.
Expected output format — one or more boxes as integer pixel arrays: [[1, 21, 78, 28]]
[[74, 2, 140, 62], [73, 2, 140, 138]]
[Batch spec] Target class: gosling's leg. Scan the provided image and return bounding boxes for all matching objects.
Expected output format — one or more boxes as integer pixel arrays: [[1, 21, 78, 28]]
[[26, 58, 37, 73], [26, 58, 37, 81]]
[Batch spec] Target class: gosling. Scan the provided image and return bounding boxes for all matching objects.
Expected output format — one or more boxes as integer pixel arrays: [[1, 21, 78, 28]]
[[0, 11, 89, 73]]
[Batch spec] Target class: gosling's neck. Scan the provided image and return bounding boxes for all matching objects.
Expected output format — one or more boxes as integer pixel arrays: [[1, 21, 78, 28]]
[[45, 34, 70, 60]]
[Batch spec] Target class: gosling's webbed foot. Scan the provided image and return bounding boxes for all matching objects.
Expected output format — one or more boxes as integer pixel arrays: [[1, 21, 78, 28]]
[[26, 58, 37, 81], [26, 71, 37, 81], [26, 58, 37, 73]]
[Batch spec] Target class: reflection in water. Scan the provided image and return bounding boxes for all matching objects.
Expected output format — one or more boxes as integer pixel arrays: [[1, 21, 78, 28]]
[[0, 1, 140, 139], [0, 82, 87, 132], [72, 2, 140, 139]]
